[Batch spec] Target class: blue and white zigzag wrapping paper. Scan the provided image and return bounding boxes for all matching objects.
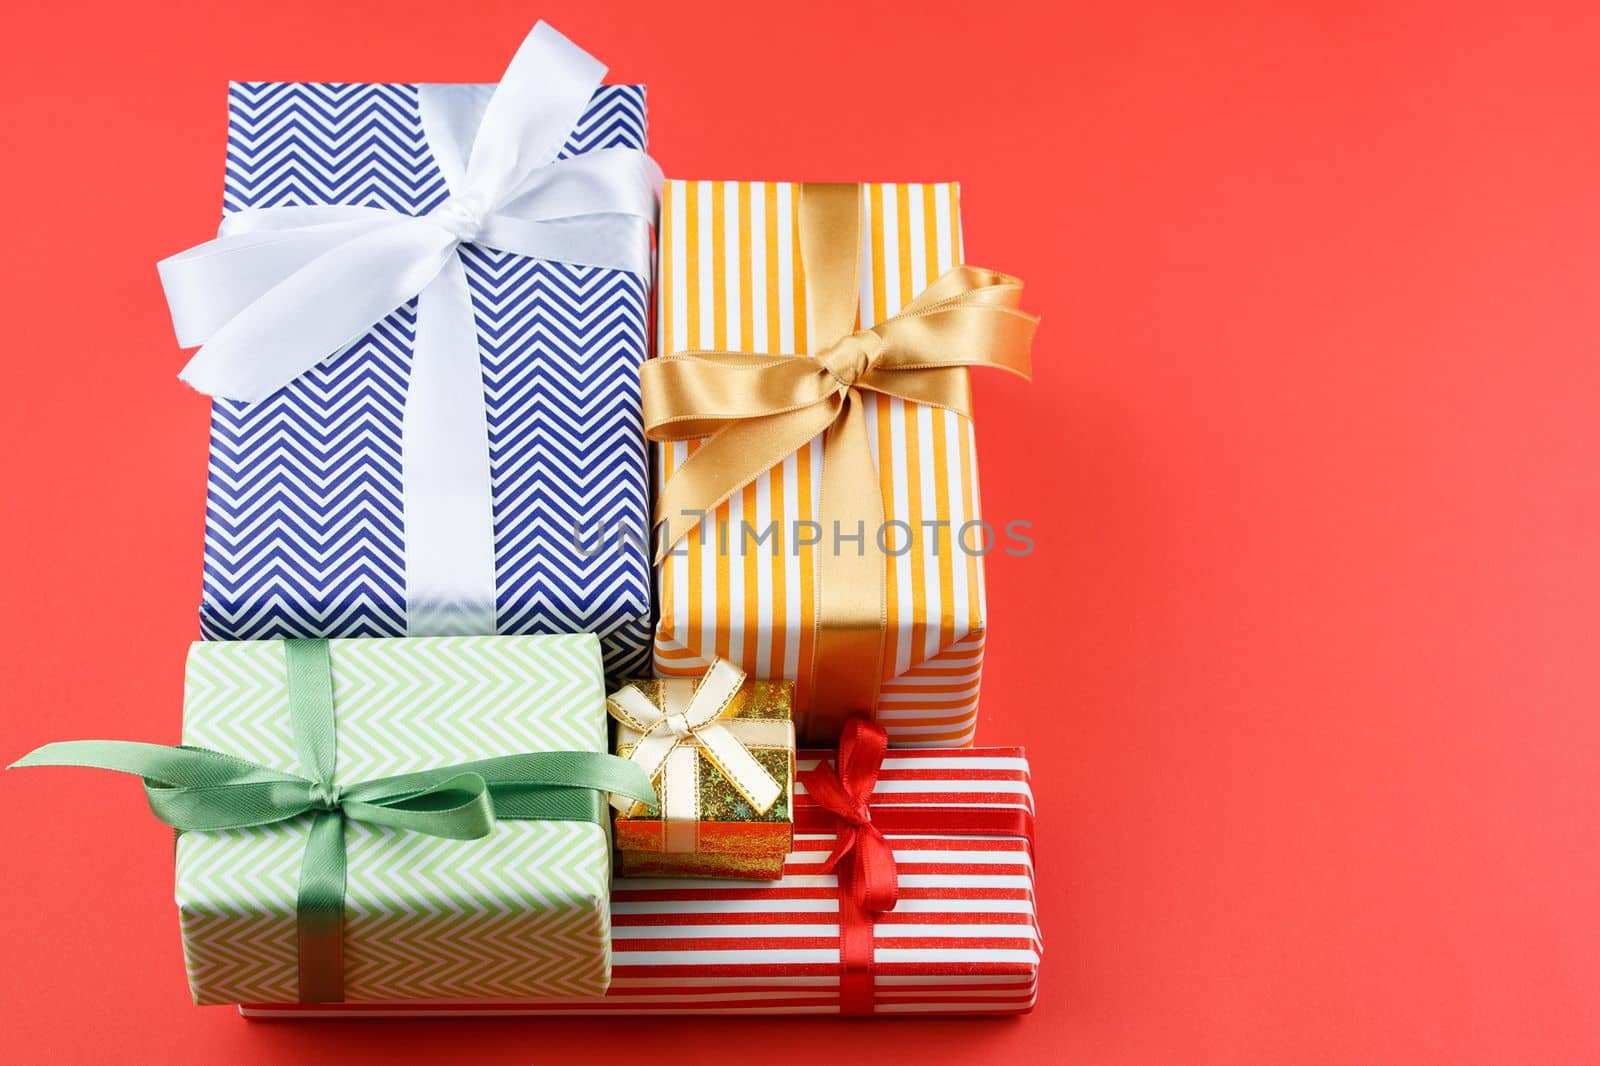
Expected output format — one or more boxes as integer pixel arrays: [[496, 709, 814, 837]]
[[198, 80, 652, 677]]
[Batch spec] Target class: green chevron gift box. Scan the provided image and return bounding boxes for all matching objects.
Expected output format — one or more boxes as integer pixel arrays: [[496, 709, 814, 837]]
[[12, 634, 654, 1006]]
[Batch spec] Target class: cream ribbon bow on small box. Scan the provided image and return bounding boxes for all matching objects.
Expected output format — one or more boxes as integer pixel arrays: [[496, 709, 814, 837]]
[[607, 660, 791, 854]]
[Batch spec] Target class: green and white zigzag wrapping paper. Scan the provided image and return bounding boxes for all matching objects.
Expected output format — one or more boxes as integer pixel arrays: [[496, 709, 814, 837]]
[[176, 635, 614, 1005]]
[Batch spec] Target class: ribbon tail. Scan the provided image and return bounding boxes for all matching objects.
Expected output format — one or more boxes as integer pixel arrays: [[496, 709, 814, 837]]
[[816, 824, 858, 873], [593, 753, 660, 811], [607, 685, 680, 814], [696, 723, 783, 815], [652, 400, 840, 560], [10, 740, 317, 833], [853, 825, 900, 913], [175, 220, 460, 403], [159, 216, 397, 347], [612, 724, 682, 814], [463, 751, 659, 814], [681, 659, 782, 814], [10, 740, 288, 786]]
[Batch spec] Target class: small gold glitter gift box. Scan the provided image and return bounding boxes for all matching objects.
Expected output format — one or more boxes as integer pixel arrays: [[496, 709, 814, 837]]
[[607, 659, 795, 879]]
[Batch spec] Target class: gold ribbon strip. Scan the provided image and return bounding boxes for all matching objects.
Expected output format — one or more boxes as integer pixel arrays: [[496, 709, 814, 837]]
[[607, 659, 791, 853], [643, 183, 1037, 742]]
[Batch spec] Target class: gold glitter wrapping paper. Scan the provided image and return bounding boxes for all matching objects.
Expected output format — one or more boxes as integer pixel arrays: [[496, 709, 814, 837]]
[[613, 677, 795, 880]]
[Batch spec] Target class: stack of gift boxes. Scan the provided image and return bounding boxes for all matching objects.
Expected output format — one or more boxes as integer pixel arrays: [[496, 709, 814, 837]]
[[16, 22, 1041, 1017]]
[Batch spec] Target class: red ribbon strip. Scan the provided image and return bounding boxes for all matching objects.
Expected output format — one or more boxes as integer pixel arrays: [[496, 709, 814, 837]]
[[794, 804, 1037, 840], [795, 717, 1036, 1016]]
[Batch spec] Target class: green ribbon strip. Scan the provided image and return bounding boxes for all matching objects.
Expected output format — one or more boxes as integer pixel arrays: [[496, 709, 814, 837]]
[[10, 638, 655, 1004]]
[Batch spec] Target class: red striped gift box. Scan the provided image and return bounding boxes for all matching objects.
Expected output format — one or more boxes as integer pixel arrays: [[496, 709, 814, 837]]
[[241, 745, 1039, 1017]]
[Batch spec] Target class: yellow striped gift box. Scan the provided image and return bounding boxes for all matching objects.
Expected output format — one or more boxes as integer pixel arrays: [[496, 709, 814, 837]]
[[652, 180, 991, 749]]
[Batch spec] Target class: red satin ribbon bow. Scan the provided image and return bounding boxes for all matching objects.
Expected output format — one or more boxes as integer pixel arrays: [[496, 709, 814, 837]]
[[798, 715, 899, 914], [798, 716, 1037, 1014]]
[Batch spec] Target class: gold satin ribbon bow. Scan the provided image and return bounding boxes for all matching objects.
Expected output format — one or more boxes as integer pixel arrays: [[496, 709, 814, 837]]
[[643, 182, 1038, 740], [607, 658, 790, 853]]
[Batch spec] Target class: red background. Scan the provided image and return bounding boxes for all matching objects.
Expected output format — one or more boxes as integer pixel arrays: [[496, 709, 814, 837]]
[[3, 1, 1597, 1062]]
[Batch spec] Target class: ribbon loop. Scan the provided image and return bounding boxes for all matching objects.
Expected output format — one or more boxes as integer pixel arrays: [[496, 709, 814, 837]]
[[340, 772, 499, 840]]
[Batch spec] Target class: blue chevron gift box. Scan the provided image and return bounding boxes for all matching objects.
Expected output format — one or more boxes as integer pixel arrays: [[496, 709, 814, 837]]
[[190, 69, 654, 676]]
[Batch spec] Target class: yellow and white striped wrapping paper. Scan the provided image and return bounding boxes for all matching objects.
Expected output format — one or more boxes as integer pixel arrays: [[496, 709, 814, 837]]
[[654, 180, 988, 748]]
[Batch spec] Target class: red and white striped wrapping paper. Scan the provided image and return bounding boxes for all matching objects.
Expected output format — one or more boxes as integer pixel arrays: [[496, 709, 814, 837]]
[[242, 747, 1039, 1017]]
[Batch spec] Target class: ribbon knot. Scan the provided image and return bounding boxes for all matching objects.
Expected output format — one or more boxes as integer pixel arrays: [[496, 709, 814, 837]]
[[306, 779, 343, 812], [799, 715, 899, 914], [663, 712, 695, 738], [817, 329, 882, 390], [427, 192, 488, 243]]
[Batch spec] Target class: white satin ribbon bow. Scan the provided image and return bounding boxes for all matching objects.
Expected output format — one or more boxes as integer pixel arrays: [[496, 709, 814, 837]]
[[607, 660, 790, 853], [158, 21, 661, 636]]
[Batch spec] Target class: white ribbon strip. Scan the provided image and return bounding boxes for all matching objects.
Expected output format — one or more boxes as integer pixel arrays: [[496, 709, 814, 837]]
[[607, 659, 790, 852], [158, 21, 661, 635], [662, 746, 700, 853]]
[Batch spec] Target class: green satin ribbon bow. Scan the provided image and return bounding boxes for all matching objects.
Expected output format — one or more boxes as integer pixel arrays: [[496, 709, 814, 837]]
[[10, 639, 656, 1004]]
